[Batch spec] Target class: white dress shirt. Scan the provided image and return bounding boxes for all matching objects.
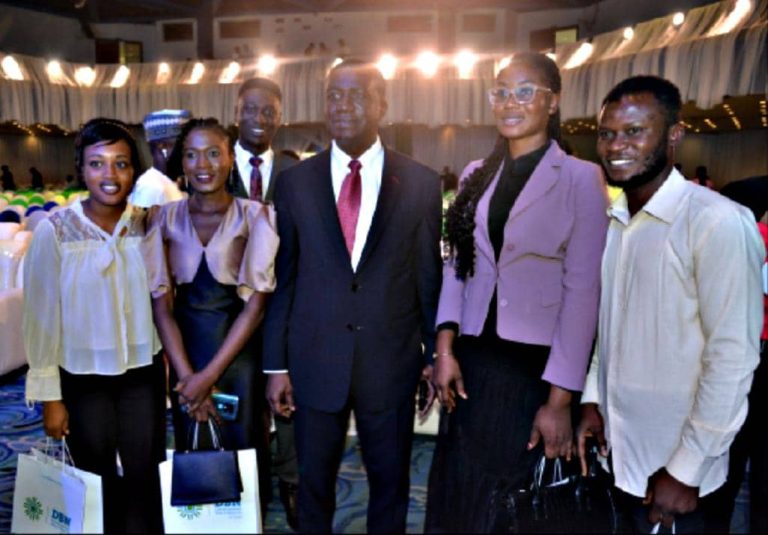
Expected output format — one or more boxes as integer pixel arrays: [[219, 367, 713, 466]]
[[582, 169, 764, 497], [23, 199, 162, 401], [235, 142, 274, 198], [331, 137, 384, 271], [128, 166, 184, 208]]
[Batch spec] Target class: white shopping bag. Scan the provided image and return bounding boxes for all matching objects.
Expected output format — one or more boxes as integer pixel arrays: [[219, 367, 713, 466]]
[[11, 442, 103, 534], [160, 448, 261, 534]]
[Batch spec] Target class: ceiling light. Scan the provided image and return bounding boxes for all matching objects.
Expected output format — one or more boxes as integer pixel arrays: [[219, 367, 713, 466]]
[[219, 61, 240, 84], [495, 56, 512, 76], [563, 42, 594, 69], [673, 12, 685, 26], [46, 60, 65, 83], [415, 51, 440, 78], [110, 65, 130, 88], [74, 66, 96, 87], [157, 62, 171, 84], [376, 53, 398, 80], [187, 62, 205, 84], [1, 55, 24, 80], [709, 0, 752, 36], [623, 27, 634, 40], [454, 50, 477, 79], [257, 54, 278, 76]]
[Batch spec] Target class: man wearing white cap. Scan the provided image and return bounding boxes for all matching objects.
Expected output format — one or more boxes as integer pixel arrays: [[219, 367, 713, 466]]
[[129, 109, 189, 207]]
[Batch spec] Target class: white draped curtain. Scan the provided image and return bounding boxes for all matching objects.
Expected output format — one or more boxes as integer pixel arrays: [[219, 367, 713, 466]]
[[1, 0, 765, 129]]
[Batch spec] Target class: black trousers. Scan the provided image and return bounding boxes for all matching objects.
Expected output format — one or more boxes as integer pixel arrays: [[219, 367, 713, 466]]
[[294, 395, 416, 533], [60, 355, 166, 534]]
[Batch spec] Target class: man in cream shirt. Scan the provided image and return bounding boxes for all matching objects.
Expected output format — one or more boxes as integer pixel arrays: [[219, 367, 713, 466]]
[[577, 76, 764, 533]]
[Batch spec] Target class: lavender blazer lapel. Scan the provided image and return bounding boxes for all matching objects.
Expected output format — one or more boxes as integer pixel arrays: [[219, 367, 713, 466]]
[[506, 142, 565, 223], [473, 164, 503, 267]]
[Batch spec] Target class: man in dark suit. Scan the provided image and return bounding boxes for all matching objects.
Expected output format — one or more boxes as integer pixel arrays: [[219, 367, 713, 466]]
[[263, 59, 442, 533], [230, 77, 298, 203], [230, 77, 300, 527]]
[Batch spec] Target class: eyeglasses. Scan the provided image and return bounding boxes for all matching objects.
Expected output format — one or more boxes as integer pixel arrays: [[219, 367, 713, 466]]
[[487, 83, 552, 107]]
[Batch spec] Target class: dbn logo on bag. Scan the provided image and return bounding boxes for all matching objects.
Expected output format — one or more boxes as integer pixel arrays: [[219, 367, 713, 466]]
[[20, 495, 73, 531]]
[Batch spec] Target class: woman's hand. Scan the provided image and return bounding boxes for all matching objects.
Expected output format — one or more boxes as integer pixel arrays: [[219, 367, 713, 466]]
[[42, 400, 69, 440], [175, 370, 215, 412], [528, 385, 573, 460], [187, 395, 220, 423], [432, 329, 467, 413], [434, 355, 467, 413]]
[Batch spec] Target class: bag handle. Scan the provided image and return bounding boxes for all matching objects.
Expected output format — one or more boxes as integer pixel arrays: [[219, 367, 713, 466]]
[[650, 521, 676, 534], [187, 419, 224, 451]]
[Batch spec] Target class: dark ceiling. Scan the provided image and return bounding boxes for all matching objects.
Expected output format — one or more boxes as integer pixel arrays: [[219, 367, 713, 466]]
[[2, 0, 601, 24]]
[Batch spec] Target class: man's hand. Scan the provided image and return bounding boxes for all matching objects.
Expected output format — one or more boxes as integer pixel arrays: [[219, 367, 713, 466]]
[[528, 385, 574, 460], [576, 403, 608, 476], [644, 468, 699, 529], [43, 401, 69, 440], [417, 365, 437, 423], [266, 373, 295, 418], [433, 354, 467, 413]]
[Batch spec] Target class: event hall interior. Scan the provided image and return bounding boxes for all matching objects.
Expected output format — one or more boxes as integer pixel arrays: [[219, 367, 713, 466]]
[[1, 0, 766, 533]]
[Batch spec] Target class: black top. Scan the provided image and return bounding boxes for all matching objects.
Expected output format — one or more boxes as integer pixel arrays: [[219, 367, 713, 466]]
[[487, 142, 549, 261]]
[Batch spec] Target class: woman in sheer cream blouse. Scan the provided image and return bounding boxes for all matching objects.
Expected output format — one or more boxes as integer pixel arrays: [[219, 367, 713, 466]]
[[23, 118, 165, 533]]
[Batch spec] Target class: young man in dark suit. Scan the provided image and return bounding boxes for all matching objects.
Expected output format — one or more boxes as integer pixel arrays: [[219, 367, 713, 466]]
[[231, 77, 298, 203], [263, 59, 442, 533], [231, 77, 300, 527]]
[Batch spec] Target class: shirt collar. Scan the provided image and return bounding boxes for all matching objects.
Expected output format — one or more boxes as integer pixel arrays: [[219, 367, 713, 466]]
[[331, 136, 384, 172], [608, 167, 687, 226], [234, 141, 274, 171]]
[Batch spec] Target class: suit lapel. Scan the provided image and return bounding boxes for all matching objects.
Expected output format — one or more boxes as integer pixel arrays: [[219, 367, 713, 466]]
[[229, 166, 248, 199], [506, 142, 564, 223], [357, 149, 401, 272], [311, 150, 353, 264], [265, 153, 281, 203]]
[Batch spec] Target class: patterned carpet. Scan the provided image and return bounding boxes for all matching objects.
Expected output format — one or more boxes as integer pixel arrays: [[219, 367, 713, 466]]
[[0, 369, 433, 534]]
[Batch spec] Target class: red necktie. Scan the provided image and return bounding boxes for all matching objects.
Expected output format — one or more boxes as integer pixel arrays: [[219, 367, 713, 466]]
[[249, 156, 263, 202], [337, 159, 362, 255]]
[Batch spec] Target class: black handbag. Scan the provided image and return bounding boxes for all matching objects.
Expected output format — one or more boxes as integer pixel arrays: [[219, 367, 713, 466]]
[[170, 419, 243, 506], [488, 447, 619, 534]]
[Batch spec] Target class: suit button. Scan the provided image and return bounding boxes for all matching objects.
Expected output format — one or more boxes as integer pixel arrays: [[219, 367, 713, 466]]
[[346, 323, 354, 331], [351, 282, 360, 292], [506, 244, 515, 251], [500, 299, 508, 307]]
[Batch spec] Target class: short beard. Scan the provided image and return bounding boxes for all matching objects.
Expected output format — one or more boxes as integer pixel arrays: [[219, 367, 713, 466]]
[[603, 135, 669, 191]]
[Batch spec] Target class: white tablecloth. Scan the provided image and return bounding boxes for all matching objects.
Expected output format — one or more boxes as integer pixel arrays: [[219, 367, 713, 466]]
[[0, 288, 26, 376]]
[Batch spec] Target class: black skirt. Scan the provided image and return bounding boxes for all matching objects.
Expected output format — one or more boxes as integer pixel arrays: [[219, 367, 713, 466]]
[[425, 334, 550, 533]]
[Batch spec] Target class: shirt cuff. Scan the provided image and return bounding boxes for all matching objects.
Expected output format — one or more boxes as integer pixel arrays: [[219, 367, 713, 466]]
[[436, 321, 459, 334], [25, 366, 62, 402], [665, 442, 715, 488], [264, 369, 288, 374]]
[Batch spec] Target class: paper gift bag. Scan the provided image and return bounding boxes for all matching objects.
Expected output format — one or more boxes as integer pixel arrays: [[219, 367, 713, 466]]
[[160, 448, 261, 534], [11, 446, 103, 534]]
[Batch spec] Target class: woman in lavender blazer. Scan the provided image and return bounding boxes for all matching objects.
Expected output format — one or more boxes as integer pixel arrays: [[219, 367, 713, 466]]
[[425, 52, 609, 532]]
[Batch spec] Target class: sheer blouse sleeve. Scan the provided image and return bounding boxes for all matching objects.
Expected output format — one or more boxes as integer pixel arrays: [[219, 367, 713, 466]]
[[142, 205, 172, 299], [22, 220, 63, 402], [237, 202, 279, 301]]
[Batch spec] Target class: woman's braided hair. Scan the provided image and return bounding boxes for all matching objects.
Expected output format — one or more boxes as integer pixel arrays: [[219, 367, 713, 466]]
[[444, 52, 562, 280]]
